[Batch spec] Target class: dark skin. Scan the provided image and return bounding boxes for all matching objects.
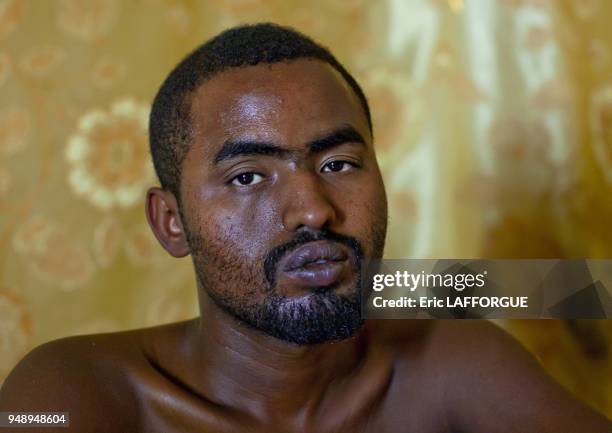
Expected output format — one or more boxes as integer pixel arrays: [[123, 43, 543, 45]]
[[1, 59, 610, 433]]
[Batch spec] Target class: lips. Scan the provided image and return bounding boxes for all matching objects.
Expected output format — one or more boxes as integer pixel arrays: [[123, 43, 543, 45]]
[[282, 241, 348, 271], [279, 240, 351, 288]]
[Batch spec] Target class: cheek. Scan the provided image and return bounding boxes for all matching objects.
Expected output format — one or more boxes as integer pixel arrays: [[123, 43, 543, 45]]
[[347, 197, 385, 235], [364, 169, 388, 218], [188, 208, 273, 302], [337, 175, 387, 254], [189, 193, 281, 263]]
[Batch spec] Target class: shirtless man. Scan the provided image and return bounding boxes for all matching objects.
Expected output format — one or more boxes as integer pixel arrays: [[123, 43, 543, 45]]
[[1, 23, 610, 433]]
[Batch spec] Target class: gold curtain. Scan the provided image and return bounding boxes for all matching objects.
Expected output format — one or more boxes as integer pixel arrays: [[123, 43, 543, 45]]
[[0, 0, 611, 416]]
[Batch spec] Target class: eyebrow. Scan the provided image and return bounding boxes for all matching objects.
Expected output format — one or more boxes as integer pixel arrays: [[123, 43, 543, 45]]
[[309, 126, 366, 153], [213, 125, 366, 165]]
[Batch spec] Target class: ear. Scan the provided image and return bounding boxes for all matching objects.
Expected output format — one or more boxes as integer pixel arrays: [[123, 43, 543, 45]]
[[145, 187, 190, 258]]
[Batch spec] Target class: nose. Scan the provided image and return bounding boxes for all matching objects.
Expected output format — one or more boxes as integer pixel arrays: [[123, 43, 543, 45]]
[[281, 170, 338, 232]]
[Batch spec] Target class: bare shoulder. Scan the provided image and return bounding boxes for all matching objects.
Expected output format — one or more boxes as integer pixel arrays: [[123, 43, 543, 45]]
[[0, 320, 192, 432], [424, 320, 612, 433], [371, 320, 610, 432], [426, 319, 529, 362], [371, 319, 520, 360]]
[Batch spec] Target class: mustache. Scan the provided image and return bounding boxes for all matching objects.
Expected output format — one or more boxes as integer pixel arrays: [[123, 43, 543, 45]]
[[263, 229, 364, 288]]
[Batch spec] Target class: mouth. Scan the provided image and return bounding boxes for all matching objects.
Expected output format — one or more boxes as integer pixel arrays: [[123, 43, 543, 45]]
[[279, 240, 351, 288]]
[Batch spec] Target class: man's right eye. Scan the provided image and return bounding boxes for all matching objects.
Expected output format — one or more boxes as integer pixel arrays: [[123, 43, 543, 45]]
[[230, 172, 264, 186]]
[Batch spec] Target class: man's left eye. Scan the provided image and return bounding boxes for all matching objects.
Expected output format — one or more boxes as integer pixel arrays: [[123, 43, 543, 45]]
[[230, 172, 264, 186], [321, 161, 354, 173]]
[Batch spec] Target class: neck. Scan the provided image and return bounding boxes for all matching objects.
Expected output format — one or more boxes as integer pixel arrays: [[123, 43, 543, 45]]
[[183, 295, 368, 422]]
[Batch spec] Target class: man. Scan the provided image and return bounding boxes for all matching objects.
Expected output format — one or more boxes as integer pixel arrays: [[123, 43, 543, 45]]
[[1, 23, 610, 433]]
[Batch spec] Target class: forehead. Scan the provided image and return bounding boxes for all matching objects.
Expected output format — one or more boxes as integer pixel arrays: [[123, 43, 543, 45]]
[[188, 59, 370, 158]]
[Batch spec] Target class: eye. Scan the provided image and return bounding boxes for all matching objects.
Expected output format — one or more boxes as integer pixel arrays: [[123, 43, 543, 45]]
[[321, 160, 355, 173], [230, 172, 264, 186]]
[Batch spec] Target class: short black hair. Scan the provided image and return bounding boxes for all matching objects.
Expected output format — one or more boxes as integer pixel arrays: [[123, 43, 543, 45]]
[[149, 22, 372, 201]]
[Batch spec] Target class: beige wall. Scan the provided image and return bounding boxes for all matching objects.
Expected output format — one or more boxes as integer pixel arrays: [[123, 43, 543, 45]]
[[0, 0, 611, 416]]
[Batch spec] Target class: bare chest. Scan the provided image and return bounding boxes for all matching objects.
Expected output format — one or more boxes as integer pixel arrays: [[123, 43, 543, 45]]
[[129, 369, 442, 433]]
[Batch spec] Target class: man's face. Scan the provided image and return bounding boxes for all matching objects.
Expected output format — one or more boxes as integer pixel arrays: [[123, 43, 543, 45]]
[[179, 59, 387, 344]]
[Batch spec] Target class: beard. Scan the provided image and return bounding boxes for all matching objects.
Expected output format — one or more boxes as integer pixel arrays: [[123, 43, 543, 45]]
[[184, 214, 387, 345]]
